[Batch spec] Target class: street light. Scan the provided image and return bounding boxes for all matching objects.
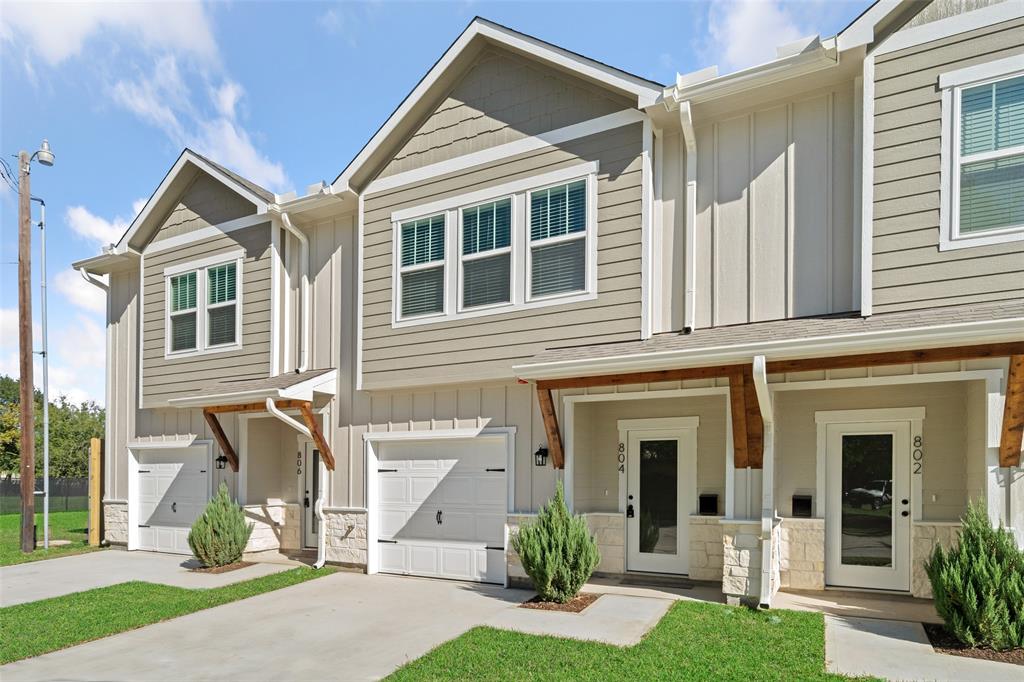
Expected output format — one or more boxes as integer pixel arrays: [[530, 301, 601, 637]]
[[17, 138, 55, 554]]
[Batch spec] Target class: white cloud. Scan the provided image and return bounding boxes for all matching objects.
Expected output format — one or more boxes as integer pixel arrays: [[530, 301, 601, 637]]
[[0, 0, 217, 67], [55, 269, 106, 314], [65, 205, 130, 246], [213, 80, 244, 120], [703, 0, 807, 73]]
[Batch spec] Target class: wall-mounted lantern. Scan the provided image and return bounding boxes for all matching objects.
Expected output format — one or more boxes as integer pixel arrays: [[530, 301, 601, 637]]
[[533, 445, 548, 467], [215, 455, 229, 470]]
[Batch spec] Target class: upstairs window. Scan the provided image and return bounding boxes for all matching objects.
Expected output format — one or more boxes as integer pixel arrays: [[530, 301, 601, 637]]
[[461, 198, 512, 309], [528, 180, 587, 298], [169, 272, 197, 352], [939, 57, 1024, 250], [206, 263, 238, 347], [399, 214, 445, 318]]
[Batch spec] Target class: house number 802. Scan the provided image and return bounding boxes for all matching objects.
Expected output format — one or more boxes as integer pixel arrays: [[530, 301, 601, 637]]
[[912, 435, 923, 475]]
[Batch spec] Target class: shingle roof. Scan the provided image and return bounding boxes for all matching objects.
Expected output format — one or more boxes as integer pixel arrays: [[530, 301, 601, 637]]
[[186, 148, 276, 203], [519, 300, 1024, 368], [169, 368, 335, 403]]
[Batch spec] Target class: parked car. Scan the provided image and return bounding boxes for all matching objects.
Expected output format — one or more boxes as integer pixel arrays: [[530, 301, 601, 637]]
[[846, 480, 893, 510]]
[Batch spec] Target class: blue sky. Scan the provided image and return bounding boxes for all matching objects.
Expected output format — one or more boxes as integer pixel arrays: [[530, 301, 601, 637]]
[[0, 0, 865, 404]]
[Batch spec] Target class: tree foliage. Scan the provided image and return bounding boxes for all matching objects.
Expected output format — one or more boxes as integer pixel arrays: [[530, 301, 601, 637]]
[[511, 482, 600, 603], [188, 482, 254, 568], [0, 375, 104, 478], [925, 502, 1024, 651]]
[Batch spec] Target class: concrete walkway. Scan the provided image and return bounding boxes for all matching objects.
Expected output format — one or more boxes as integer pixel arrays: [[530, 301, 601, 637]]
[[825, 615, 1024, 681], [0, 572, 527, 681], [0, 550, 291, 607]]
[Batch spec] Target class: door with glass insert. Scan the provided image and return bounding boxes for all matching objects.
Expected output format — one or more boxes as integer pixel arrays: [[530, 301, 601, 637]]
[[825, 422, 910, 591], [626, 429, 694, 574]]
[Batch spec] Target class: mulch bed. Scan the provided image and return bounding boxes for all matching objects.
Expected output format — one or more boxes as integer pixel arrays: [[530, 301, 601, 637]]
[[923, 623, 1024, 666], [520, 592, 601, 613], [190, 561, 253, 574]]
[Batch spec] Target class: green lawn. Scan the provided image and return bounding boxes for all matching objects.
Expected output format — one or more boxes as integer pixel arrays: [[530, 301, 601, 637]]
[[389, 599, 870, 682], [0, 566, 334, 664], [0, 510, 99, 566]]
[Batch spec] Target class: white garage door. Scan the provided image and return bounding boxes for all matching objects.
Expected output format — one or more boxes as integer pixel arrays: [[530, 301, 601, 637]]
[[136, 447, 211, 554], [377, 437, 507, 584]]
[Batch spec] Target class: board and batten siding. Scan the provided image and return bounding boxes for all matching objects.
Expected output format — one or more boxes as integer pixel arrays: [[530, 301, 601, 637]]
[[139, 223, 273, 407], [871, 16, 1024, 313], [693, 83, 857, 327], [362, 122, 644, 390], [379, 47, 635, 180], [150, 171, 257, 244]]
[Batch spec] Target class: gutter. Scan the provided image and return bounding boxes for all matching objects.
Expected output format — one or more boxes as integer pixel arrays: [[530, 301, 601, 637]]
[[751, 356, 776, 608]]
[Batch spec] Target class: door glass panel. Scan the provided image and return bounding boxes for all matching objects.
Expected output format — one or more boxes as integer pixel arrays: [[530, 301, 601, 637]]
[[638, 439, 678, 555], [840, 434, 894, 567]]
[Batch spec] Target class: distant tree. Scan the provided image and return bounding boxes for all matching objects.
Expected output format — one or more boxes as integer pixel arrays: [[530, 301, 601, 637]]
[[0, 375, 104, 478]]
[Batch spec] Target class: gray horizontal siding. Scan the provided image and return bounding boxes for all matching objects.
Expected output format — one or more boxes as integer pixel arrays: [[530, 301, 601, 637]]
[[362, 122, 644, 390], [871, 16, 1024, 314], [151, 171, 256, 243], [379, 47, 634, 180], [141, 223, 273, 406]]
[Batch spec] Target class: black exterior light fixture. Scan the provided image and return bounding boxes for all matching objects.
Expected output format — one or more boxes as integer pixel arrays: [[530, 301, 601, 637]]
[[534, 445, 548, 467], [215, 454, 229, 470]]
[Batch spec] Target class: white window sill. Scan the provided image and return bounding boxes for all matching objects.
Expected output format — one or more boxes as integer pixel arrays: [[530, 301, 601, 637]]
[[939, 227, 1024, 251], [393, 289, 597, 329], [164, 342, 243, 360]]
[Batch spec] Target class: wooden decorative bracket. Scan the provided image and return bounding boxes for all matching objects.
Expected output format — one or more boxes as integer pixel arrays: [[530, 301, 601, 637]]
[[298, 402, 337, 471], [203, 409, 239, 472], [536, 386, 565, 469], [1000, 355, 1023, 468]]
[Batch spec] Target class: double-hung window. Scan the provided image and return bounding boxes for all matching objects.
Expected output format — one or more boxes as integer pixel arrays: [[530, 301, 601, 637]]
[[528, 179, 587, 299], [940, 58, 1024, 249], [461, 198, 512, 309], [399, 214, 446, 318], [164, 254, 242, 356]]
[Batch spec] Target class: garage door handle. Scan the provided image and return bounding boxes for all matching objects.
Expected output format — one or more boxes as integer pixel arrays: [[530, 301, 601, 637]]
[[172, 502, 177, 513], [436, 509, 443, 525]]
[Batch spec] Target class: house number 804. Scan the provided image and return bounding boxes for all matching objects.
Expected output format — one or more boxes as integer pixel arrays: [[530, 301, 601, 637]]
[[912, 435, 923, 475], [617, 443, 625, 473]]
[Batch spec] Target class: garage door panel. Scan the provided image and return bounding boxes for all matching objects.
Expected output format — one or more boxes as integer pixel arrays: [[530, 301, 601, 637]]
[[377, 437, 508, 584], [136, 447, 210, 555]]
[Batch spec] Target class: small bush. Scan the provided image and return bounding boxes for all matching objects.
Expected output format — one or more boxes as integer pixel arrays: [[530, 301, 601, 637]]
[[925, 502, 1024, 651], [511, 481, 599, 603], [187, 482, 254, 568]]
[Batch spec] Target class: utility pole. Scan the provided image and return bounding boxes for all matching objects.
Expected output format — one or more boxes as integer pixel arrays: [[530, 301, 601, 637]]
[[18, 150, 35, 554]]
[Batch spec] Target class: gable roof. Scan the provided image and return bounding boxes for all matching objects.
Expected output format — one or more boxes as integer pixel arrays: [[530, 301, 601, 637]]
[[330, 16, 664, 195], [111, 148, 274, 254]]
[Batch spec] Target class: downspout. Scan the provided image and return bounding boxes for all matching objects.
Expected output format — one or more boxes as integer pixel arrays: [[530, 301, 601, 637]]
[[265, 398, 326, 568], [752, 356, 776, 608], [678, 101, 698, 334], [80, 267, 109, 292], [279, 212, 310, 372]]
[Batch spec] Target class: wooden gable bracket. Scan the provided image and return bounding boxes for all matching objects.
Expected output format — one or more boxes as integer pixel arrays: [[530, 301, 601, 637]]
[[537, 386, 565, 470], [728, 367, 764, 470], [1000, 355, 1024, 468], [201, 399, 337, 473]]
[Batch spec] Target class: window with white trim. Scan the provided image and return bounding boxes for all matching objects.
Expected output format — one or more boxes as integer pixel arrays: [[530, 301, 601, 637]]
[[528, 179, 587, 299], [940, 58, 1024, 250], [164, 256, 242, 356], [390, 162, 598, 326], [460, 197, 512, 309], [399, 214, 446, 318]]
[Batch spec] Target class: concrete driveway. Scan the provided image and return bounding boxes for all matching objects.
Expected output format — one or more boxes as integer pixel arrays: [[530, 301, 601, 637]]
[[0, 550, 291, 607], [1, 571, 527, 681]]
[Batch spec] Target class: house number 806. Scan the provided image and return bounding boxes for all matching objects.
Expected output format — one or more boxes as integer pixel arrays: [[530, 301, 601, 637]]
[[912, 435, 923, 475]]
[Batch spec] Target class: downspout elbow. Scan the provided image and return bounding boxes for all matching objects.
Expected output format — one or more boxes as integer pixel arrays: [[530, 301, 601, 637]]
[[279, 212, 310, 373], [79, 268, 109, 292]]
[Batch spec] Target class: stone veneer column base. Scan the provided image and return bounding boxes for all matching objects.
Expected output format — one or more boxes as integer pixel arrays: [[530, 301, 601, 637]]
[[778, 517, 825, 591], [912, 522, 960, 598], [721, 520, 762, 605], [243, 503, 300, 553], [103, 500, 128, 545], [324, 508, 367, 569], [688, 515, 724, 581]]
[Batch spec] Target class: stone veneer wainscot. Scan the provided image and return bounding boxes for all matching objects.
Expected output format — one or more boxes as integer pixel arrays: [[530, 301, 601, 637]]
[[103, 500, 128, 545], [778, 517, 825, 591], [721, 520, 762, 604], [688, 515, 724, 581], [324, 508, 368, 568], [911, 521, 960, 598]]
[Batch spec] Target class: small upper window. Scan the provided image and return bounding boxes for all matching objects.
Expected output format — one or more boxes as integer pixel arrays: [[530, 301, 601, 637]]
[[957, 75, 1024, 235], [399, 214, 445, 318], [461, 198, 512, 309], [169, 272, 197, 352], [528, 180, 587, 298], [206, 263, 237, 347]]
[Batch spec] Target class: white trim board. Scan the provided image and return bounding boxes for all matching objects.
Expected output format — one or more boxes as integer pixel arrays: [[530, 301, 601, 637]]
[[367, 110, 642, 195], [873, 1, 1024, 57], [144, 215, 270, 256], [859, 54, 874, 317]]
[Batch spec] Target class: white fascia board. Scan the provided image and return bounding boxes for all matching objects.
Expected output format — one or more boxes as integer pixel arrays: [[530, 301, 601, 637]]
[[836, 0, 905, 52], [73, 251, 139, 275], [280, 370, 339, 399], [166, 371, 337, 409], [511, 316, 1024, 380], [331, 18, 660, 193], [115, 150, 270, 252], [874, 1, 1024, 56], [664, 46, 838, 107]]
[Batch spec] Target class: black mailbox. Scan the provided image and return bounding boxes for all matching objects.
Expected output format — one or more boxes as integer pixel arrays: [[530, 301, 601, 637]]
[[792, 494, 813, 518], [698, 493, 719, 516]]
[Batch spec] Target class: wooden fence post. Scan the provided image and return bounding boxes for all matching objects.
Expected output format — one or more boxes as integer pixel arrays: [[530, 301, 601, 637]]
[[88, 438, 103, 546]]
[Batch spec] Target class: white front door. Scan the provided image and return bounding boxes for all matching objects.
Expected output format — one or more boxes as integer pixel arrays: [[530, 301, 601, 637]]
[[137, 446, 211, 554], [825, 422, 911, 591], [376, 437, 507, 584], [626, 428, 695, 574], [298, 441, 320, 549]]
